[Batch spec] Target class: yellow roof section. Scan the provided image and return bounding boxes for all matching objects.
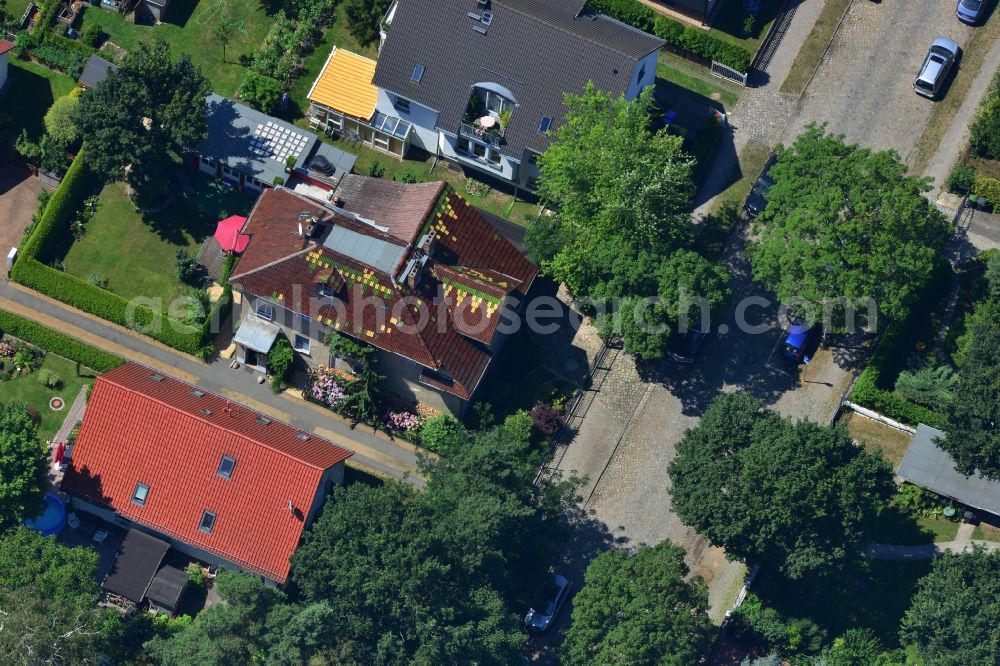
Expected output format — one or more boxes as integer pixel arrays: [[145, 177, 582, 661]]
[[308, 47, 379, 120]]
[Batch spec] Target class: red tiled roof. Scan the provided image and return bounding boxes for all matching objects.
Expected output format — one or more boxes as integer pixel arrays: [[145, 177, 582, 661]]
[[230, 185, 538, 400], [61, 363, 353, 583], [0, 40, 14, 57], [332, 174, 446, 243]]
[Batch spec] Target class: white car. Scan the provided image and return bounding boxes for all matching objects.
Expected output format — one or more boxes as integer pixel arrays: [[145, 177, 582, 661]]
[[524, 574, 570, 633], [914, 38, 959, 99]]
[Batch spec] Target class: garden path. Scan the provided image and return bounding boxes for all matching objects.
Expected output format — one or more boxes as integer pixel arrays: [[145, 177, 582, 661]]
[[865, 523, 1000, 560]]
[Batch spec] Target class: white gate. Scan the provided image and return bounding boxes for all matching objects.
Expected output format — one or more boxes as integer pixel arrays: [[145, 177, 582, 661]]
[[711, 60, 749, 87]]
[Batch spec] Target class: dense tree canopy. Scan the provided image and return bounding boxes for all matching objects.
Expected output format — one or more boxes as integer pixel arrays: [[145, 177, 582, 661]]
[[748, 125, 950, 323], [941, 259, 1000, 478], [0, 527, 121, 664], [561, 541, 714, 666], [900, 549, 1000, 666], [344, 0, 392, 46], [528, 84, 730, 359], [290, 413, 578, 665], [668, 393, 894, 579], [0, 403, 48, 530], [75, 38, 209, 200]]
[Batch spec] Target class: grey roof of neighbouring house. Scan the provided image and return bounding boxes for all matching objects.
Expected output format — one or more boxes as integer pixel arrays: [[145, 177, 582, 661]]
[[373, 0, 664, 159], [78, 54, 117, 88], [197, 94, 356, 188], [898, 424, 1000, 517]]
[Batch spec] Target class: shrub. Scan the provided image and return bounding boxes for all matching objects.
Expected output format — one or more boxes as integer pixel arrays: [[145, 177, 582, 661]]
[[895, 482, 947, 518], [895, 365, 957, 407], [30, 44, 87, 78], [367, 160, 385, 178], [530, 402, 564, 437], [973, 175, 1000, 208], [970, 72, 1000, 160], [268, 337, 295, 382], [238, 71, 284, 114], [174, 249, 200, 284], [44, 95, 79, 147], [418, 413, 467, 453], [0, 310, 123, 372], [18, 147, 94, 259], [37, 369, 62, 389], [186, 563, 205, 587], [82, 25, 105, 49], [85, 272, 107, 289], [396, 168, 418, 183], [946, 165, 976, 193]]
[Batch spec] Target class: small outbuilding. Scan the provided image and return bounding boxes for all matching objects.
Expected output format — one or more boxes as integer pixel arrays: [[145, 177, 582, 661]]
[[77, 54, 118, 89], [897, 424, 1000, 517], [145, 565, 190, 616], [101, 528, 170, 608]]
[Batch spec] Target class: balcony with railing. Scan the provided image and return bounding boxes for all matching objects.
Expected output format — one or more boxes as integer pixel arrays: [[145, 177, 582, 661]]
[[460, 86, 514, 149], [459, 121, 504, 148]]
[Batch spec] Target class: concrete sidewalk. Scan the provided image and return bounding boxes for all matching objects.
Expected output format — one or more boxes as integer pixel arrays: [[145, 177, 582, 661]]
[[0, 280, 424, 484], [865, 522, 1000, 560]]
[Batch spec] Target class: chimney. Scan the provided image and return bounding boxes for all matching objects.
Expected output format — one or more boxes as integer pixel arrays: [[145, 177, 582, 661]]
[[333, 197, 345, 209]]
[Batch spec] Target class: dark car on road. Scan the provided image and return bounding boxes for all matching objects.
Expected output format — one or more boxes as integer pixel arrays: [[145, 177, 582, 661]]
[[744, 155, 777, 218], [781, 322, 819, 363], [668, 327, 708, 364], [524, 574, 570, 633], [957, 0, 987, 24]]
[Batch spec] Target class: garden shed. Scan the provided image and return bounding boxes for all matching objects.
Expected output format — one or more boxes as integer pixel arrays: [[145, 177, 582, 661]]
[[897, 424, 1000, 518]]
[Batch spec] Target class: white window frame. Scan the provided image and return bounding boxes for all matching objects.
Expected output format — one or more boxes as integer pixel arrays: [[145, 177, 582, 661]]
[[293, 334, 311, 354], [199, 510, 216, 534], [256, 300, 275, 321], [217, 455, 236, 480], [396, 96, 411, 114], [373, 132, 390, 150]]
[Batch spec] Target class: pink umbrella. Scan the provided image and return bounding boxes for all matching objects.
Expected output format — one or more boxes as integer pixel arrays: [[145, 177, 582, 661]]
[[214, 215, 250, 253], [53, 441, 65, 465]]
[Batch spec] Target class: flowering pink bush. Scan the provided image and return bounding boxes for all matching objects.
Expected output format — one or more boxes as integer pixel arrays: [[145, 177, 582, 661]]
[[310, 370, 347, 407], [386, 411, 422, 432], [0, 342, 15, 360]]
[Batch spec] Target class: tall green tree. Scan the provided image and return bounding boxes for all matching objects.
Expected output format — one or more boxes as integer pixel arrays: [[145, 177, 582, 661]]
[[74, 38, 209, 200], [748, 124, 949, 323], [0, 528, 121, 664], [344, 0, 392, 46], [532, 84, 695, 301], [561, 541, 715, 666], [668, 394, 894, 579], [900, 548, 1000, 666], [0, 403, 48, 530], [940, 299, 1000, 478]]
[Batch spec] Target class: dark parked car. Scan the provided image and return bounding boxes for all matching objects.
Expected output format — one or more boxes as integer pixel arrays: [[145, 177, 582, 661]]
[[668, 327, 707, 364], [957, 0, 987, 23], [744, 155, 777, 218], [524, 574, 570, 633], [781, 322, 819, 363]]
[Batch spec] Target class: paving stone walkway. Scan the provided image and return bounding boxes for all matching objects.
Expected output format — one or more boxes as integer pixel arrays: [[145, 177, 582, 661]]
[[865, 523, 1000, 560]]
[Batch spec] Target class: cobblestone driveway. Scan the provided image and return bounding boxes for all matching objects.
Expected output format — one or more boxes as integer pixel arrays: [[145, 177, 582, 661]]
[[787, 0, 975, 162]]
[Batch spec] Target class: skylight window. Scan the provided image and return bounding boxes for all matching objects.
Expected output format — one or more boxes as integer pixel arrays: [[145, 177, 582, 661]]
[[132, 482, 149, 506], [538, 116, 552, 134], [217, 455, 236, 479], [199, 510, 216, 534], [411, 64, 425, 83], [149, 373, 165, 382]]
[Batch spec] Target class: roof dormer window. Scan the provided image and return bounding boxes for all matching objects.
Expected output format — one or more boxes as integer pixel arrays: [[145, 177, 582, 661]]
[[217, 455, 236, 479], [411, 64, 425, 83]]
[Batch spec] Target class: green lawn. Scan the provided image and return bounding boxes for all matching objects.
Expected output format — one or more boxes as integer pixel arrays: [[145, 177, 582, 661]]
[[0, 353, 94, 442], [656, 55, 739, 109], [61, 179, 252, 304], [709, 0, 784, 54], [753, 559, 932, 649], [76, 0, 273, 96], [868, 502, 960, 546], [0, 60, 76, 144]]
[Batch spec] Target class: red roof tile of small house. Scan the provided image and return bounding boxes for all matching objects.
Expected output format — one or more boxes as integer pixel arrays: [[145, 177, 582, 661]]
[[0, 40, 14, 57], [61, 362, 353, 583], [230, 185, 538, 400]]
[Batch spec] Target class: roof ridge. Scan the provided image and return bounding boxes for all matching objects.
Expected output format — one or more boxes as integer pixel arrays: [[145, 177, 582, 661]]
[[230, 246, 314, 281], [96, 364, 340, 470], [493, 0, 653, 61]]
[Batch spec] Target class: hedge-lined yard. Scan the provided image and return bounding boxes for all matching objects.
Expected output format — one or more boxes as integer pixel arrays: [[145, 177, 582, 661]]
[[0, 309, 123, 373], [11, 149, 212, 358]]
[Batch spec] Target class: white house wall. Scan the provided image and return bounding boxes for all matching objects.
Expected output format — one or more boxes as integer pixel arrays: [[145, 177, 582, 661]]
[[437, 132, 518, 183], [376, 88, 439, 152], [625, 50, 659, 101]]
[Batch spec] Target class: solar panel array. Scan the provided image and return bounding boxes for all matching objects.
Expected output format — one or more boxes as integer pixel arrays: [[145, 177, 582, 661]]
[[251, 121, 310, 163]]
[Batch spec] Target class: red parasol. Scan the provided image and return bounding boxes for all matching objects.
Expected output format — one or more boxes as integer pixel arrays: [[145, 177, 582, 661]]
[[214, 215, 250, 253], [53, 441, 65, 464]]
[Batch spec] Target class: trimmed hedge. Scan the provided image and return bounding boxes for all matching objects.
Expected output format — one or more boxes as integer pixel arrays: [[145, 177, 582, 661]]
[[12, 149, 208, 357], [0, 309, 123, 373], [973, 175, 1000, 207], [587, 0, 753, 72]]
